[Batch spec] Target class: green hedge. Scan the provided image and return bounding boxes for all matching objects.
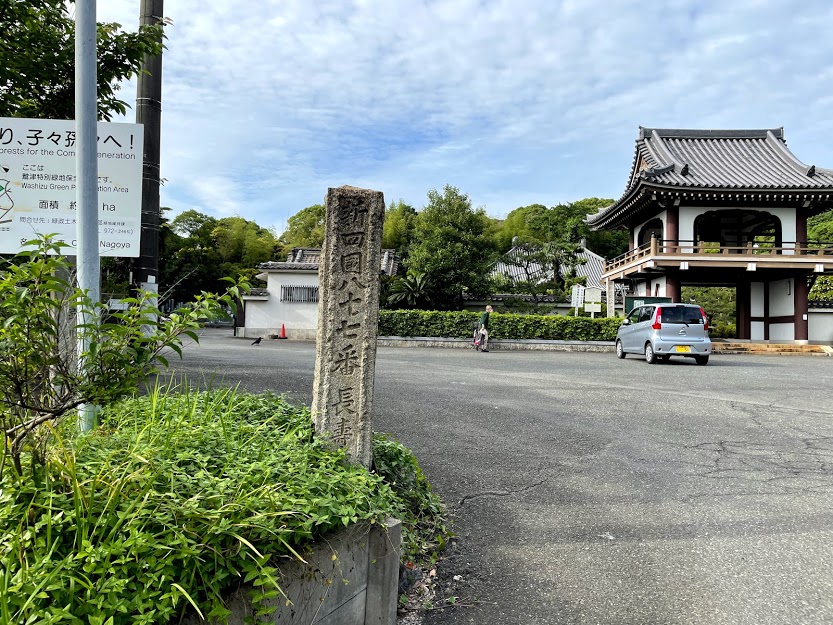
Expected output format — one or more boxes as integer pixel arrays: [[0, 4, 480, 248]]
[[379, 310, 622, 341]]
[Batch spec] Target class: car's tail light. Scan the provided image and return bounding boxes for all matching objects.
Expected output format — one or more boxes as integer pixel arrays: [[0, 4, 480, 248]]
[[652, 307, 662, 330], [700, 307, 709, 331]]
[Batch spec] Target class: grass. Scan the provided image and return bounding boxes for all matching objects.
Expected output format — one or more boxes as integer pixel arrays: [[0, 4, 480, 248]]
[[0, 383, 448, 624]]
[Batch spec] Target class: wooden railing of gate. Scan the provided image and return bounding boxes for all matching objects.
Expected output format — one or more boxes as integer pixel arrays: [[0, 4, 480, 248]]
[[605, 239, 833, 272]]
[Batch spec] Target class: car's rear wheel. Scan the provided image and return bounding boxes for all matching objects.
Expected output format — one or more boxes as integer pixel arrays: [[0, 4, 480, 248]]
[[645, 342, 656, 364], [616, 340, 626, 359], [695, 355, 709, 366]]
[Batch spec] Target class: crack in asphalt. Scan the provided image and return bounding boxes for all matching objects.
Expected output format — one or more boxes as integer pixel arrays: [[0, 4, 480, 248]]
[[457, 477, 549, 507]]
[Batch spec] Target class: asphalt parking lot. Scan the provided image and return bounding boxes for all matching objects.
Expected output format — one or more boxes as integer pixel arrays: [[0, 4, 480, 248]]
[[169, 329, 833, 625]]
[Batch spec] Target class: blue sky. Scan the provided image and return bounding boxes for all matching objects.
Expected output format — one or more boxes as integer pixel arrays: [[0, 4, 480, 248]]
[[98, 0, 833, 235]]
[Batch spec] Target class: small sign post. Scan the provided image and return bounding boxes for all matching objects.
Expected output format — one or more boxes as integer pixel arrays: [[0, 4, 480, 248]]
[[570, 284, 585, 316]]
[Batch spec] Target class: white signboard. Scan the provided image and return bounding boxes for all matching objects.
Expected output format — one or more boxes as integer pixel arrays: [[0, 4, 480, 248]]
[[0, 117, 143, 257], [570, 284, 585, 308], [584, 287, 602, 303], [584, 303, 602, 313]]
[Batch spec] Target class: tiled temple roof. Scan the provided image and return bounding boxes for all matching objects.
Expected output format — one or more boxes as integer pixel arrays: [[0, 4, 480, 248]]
[[492, 246, 608, 289], [587, 127, 833, 230]]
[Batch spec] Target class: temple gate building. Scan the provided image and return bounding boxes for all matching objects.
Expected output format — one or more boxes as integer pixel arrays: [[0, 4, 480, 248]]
[[587, 127, 833, 343]]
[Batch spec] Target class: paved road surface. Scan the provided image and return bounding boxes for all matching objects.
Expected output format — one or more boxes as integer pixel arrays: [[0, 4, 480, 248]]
[[170, 329, 833, 625]]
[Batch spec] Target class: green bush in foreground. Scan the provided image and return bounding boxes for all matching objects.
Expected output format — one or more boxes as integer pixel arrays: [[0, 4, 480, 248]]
[[373, 433, 450, 564], [379, 309, 622, 341], [1, 388, 445, 624]]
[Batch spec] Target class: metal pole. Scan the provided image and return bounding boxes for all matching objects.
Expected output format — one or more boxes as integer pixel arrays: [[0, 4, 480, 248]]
[[134, 0, 164, 311], [75, 0, 99, 432]]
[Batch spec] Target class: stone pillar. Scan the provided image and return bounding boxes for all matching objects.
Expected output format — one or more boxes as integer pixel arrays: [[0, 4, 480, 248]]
[[312, 186, 385, 469]]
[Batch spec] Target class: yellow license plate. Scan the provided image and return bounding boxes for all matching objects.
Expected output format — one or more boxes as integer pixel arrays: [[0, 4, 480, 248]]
[[675, 345, 691, 353]]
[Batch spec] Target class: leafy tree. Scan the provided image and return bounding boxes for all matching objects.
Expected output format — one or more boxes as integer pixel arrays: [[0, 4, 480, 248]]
[[808, 209, 833, 301], [170, 209, 217, 238], [495, 198, 626, 260], [277, 204, 325, 257], [0, 0, 165, 120], [495, 202, 590, 296], [213, 216, 278, 285], [382, 199, 417, 266], [808, 209, 833, 243], [162, 211, 221, 303], [810, 276, 833, 301], [161, 212, 277, 305], [407, 185, 497, 310], [494, 204, 548, 252]]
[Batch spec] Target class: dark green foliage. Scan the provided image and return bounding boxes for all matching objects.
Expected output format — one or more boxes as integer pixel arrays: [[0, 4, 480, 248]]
[[0, 389, 405, 624], [495, 198, 626, 260], [709, 322, 737, 339], [372, 434, 449, 564], [810, 276, 833, 301], [162, 211, 278, 304], [681, 286, 736, 326], [276, 204, 326, 258], [407, 186, 498, 309], [0, 0, 165, 121], [382, 200, 418, 267], [808, 209, 833, 244], [379, 310, 622, 341]]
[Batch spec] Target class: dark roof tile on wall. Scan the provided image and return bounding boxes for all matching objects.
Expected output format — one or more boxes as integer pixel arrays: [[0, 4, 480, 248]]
[[258, 248, 399, 276]]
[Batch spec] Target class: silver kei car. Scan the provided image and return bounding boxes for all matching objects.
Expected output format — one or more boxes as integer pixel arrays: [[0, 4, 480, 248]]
[[616, 303, 711, 365]]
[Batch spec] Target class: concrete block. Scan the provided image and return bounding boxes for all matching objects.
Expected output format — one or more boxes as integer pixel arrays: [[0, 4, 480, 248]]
[[365, 518, 402, 625]]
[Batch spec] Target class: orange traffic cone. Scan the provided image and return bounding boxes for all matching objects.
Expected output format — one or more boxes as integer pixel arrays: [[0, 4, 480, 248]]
[[278, 323, 288, 339]]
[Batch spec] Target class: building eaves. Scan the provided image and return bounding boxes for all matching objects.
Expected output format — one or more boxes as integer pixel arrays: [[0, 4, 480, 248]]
[[587, 127, 833, 230]]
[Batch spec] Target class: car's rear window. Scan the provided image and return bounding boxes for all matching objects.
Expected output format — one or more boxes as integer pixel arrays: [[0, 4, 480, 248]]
[[661, 306, 703, 324]]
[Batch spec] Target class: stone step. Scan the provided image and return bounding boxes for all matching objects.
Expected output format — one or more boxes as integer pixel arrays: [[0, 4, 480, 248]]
[[712, 342, 827, 355]]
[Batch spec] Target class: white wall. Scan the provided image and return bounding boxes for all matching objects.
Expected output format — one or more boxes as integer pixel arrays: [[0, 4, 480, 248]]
[[678, 206, 796, 249], [768, 323, 795, 341], [244, 270, 320, 339], [769, 279, 794, 317], [809, 308, 833, 344], [632, 211, 666, 246], [750, 282, 765, 316], [751, 321, 765, 340]]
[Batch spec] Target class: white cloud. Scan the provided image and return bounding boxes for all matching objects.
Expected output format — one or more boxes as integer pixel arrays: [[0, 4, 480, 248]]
[[96, 0, 833, 232]]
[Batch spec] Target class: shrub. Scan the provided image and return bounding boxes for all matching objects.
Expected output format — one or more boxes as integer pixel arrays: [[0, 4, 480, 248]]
[[0, 388, 404, 624], [373, 434, 450, 565], [709, 322, 737, 339], [0, 236, 246, 477], [379, 309, 621, 341]]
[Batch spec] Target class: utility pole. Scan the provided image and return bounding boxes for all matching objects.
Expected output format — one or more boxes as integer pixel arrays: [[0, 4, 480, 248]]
[[134, 0, 164, 306], [75, 0, 99, 432]]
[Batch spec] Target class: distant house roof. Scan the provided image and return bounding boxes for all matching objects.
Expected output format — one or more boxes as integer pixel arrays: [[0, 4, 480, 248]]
[[492, 246, 607, 289], [257, 247, 400, 276], [587, 127, 833, 230]]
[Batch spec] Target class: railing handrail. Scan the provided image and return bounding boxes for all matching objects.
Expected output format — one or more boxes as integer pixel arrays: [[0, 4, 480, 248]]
[[604, 239, 833, 272]]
